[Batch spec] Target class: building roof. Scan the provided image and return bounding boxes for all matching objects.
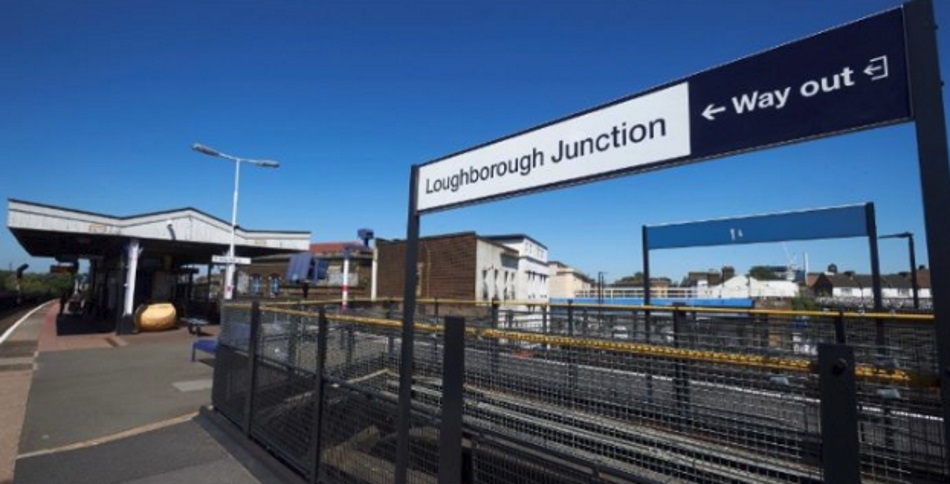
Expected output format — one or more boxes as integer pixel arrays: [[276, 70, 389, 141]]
[[8, 198, 306, 234], [378, 231, 526, 256], [378, 231, 476, 244], [548, 262, 594, 283], [309, 241, 371, 254], [818, 272, 915, 290], [482, 234, 548, 250], [7, 199, 310, 263]]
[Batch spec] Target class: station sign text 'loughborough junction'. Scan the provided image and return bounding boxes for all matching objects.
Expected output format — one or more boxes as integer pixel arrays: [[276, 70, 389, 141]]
[[416, 7, 910, 213]]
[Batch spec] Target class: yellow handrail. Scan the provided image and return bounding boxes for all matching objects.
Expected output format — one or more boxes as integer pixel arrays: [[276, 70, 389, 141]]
[[255, 306, 937, 387]]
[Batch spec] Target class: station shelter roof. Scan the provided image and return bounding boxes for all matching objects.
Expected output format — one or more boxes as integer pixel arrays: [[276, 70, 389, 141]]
[[7, 199, 311, 265]]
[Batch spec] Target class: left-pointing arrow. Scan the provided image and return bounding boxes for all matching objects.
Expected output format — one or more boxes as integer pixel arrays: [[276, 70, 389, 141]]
[[703, 103, 727, 121]]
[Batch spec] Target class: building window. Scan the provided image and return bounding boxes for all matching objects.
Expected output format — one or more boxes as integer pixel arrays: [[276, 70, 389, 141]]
[[269, 275, 281, 297], [250, 275, 261, 295]]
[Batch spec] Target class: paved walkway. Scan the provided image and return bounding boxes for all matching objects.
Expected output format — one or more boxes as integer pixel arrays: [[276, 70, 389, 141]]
[[0, 302, 287, 484], [0, 303, 50, 484]]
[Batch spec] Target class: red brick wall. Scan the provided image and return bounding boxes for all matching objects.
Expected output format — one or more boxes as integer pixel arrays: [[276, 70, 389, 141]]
[[377, 233, 476, 300]]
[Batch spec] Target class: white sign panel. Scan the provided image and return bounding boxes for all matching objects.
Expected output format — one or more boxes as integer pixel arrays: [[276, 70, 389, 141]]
[[212, 255, 252, 265], [417, 83, 691, 212]]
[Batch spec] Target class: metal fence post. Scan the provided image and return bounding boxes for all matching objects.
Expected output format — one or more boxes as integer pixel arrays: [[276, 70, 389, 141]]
[[490, 298, 499, 381], [672, 305, 691, 431], [644, 306, 654, 405], [905, 0, 950, 466], [309, 306, 329, 484], [632, 309, 640, 341], [438, 316, 465, 484], [542, 305, 548, 335], [288, 312, 300, 368], [387, 299, 396, 355], [567, 300, 574, 337], [395, 165, 421, 484], [834, 311, 847, 344], [818, 343, 860, 483], [243, 301, 261, 437], [567, 300, 578, 406], [346, 325, 355, 365]]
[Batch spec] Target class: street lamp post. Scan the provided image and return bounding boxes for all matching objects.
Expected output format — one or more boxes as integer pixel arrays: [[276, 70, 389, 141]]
[[880, 232, 920, 309], [192, 143, 279, 300]]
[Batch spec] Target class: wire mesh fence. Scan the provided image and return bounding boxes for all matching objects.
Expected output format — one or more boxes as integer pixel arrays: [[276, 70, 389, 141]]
[[211, 304, 253, 426], [211, 299, 947, 483]]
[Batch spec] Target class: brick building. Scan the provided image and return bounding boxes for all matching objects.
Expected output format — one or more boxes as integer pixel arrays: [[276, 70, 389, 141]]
[[242, 241, 373, 299], [376, 232, 548, 302]]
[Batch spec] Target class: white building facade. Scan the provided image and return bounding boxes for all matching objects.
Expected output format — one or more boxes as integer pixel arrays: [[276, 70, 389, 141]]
[[483, 235, 550, 302], [698, 275, 800, 299], [548, 261, 593, 299]]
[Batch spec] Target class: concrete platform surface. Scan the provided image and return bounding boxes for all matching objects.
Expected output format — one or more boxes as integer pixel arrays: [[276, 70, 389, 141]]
[[0, 302, 295, 484], [19, 335, 215, 453], [15, 418, 258, 484]]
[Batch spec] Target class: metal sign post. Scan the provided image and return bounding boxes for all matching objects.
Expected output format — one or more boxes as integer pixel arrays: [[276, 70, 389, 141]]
[[904, 0, 950, 467], [395, 166, 421, 484]]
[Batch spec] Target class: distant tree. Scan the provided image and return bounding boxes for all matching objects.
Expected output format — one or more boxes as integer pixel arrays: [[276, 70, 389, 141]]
[[614, 272, 644, 285], [3, 271, 73, 298], [0, 270, 10, 292], [791, 296, 819, 311], [748, 266, 782, 280]]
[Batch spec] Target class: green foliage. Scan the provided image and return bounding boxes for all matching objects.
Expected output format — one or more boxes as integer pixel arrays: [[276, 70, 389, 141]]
[[748, 266, 782, 280], [0, 271, 74, 298], [615, 272, 644, 285], [790, 296, 819, 311], [0, 270, 9, 292]]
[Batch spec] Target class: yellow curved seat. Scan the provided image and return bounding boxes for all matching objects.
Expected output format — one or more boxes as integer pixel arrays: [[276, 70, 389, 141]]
[[136, 303, 177, 331]]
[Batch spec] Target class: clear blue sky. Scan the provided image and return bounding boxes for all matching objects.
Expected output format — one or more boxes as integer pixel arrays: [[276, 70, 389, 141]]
[[2, 0, 948, 282]]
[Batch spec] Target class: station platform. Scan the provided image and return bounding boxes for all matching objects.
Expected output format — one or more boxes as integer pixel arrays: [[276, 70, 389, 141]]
[[0, 301, 291, 484]]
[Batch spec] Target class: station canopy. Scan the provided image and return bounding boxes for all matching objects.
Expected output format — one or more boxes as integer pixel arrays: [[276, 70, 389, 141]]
[[6, 199, 311, 264]]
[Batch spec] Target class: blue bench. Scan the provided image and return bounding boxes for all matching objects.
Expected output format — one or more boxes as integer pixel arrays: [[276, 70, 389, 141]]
[[191, 338, 218, 362]]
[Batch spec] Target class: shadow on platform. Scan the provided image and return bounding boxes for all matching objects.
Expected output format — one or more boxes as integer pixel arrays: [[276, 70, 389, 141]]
[[55, 314, 113, 335]]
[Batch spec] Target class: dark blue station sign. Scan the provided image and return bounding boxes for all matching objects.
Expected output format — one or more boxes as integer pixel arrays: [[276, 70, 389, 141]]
[[415, 7, 912, 213], [689, 8, 910, 158]]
